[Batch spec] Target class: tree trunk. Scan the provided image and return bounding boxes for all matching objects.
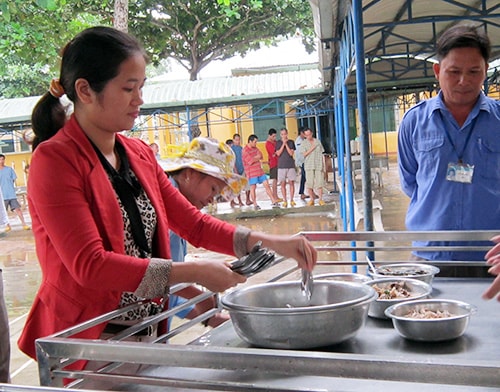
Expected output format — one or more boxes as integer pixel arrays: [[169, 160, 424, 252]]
[[114, 0, 128, 32], [189, 70, 198, 81]]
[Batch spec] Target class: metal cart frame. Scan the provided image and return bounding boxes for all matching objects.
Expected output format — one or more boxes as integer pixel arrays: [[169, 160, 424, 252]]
[[34, 230, 500, 391]]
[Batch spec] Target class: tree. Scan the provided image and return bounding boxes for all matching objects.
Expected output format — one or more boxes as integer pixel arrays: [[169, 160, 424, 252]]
[[0, 0, 112, 98], [128, 0, 314, 80], [0, 0, 314, 97]]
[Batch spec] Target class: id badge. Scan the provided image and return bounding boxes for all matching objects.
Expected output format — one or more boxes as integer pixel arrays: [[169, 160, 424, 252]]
[[446, 162, 474, 183]]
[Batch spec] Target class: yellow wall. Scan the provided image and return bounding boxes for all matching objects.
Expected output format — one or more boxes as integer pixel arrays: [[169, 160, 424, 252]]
[[1, 153, 31, 187], [370, 131, 398, 156], [208, 107, 239, 142]]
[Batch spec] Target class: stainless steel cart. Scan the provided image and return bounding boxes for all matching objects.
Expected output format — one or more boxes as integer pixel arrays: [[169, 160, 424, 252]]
[[34, 230, 500, 391]]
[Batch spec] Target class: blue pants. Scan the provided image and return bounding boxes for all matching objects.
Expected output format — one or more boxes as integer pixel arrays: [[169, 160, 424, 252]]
[[298, 164, 306, 195]]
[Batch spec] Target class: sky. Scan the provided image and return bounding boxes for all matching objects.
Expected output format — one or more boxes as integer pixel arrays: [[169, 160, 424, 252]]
[[153, 36, 319, 81]]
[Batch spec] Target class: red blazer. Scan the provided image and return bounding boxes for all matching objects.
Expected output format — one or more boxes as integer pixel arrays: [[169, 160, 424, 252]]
[[18, 115, 236, 359]]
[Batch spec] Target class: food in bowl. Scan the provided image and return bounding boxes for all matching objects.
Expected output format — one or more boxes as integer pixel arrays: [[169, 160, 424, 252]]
[[369, 263, 440, 285], [404, 308, 453, 319], [377, 266, 427, 276], [384, 299, 477, 342], [367, 278, 432, 319], [372, 281, 412, 299]]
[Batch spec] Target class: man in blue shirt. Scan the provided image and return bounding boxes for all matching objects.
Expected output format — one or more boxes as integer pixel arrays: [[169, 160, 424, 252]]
[[0, 154, 30, 231], [230, 133, 249, 206], [398, 24, 500, 272]]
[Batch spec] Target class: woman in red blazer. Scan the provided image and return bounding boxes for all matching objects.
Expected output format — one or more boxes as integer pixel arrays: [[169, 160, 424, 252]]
[[19, 27, 317, 360]]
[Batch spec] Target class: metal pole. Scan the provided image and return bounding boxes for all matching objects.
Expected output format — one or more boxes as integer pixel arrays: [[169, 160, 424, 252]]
[[352, 0, 374, 260]]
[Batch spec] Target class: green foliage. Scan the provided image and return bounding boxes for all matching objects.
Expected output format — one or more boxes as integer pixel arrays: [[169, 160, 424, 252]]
[[0, 0, 112, 98], [0, 63, 49, 98], [0, 0, 314, 97], [128, 0, 314, 80]]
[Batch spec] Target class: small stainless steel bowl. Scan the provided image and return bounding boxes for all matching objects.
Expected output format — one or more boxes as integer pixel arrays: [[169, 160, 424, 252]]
[[221, 280, 377, 349], [315, 273, 372, 284], [367, 278, 432, 319], [369, 263, 440, 285], [384, 299, 477, 342]]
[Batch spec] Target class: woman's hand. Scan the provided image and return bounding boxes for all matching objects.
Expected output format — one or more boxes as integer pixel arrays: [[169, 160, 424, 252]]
[[482, 235, 500, 302], [248, 233, 317, 271], [170, 260, 246, 293], [485, 235, 500, 263]]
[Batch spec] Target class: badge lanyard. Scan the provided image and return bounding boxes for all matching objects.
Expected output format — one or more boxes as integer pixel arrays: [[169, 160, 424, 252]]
[[439, 111, 477, 184]]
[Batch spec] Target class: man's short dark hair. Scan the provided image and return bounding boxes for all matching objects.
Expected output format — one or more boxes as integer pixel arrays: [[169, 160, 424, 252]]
[[268, 128, 277, 136], [436, 24, 491, 62], [248, 134, 258, 143]]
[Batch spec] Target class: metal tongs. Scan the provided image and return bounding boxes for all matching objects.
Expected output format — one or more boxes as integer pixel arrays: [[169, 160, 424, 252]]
[[299, 237, 313, 300], [366, 255, 377, 274], [301, 269, 314, 301], [230, 241, 276, 277]]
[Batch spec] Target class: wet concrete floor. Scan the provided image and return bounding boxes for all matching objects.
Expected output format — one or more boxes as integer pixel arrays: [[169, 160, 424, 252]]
[[1, 158, 409, 386]]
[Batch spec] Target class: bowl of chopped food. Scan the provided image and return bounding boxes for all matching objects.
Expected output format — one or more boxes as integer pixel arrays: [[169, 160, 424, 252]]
[[384, 299, 477, 341], [367, 278, 432, 319], [369, 263, 440, 285]]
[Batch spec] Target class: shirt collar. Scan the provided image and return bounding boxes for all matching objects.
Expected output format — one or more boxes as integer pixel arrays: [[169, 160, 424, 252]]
[[431, 91, 489, 114], [430, 91, 490, 126]]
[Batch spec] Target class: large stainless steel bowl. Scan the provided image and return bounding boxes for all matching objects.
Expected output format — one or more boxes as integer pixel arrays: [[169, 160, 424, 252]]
[[221, 280, 377, 349], [315, 272, 372, 284], [367, 278, 432, 319], [384, 299, 477, 342], [369, 263, 440, 285]]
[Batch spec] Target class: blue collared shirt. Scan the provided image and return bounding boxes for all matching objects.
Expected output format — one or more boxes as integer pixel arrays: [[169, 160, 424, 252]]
[[398, 91, 500, 261], [0, 166, 17, 200]]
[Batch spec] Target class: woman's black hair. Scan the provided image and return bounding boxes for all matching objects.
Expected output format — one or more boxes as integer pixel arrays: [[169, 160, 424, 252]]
[[31, 26, 147, 150]]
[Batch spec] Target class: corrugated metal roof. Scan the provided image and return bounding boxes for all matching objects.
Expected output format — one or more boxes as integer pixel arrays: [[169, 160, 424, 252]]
[[0, 96, 41, 126], [0, 67, 325, 125], [311, 0, 500, 89], [141, 67, 324, 110]]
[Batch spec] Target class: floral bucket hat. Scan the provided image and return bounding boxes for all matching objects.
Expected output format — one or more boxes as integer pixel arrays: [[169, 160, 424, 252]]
[[159, 137, 247, 201]]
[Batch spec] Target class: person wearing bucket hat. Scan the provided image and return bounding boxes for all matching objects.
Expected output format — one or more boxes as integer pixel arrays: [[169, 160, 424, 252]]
[[20, 26, 318, 363], [159, 137, 247, 328], [159, 137, 247, 205]]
